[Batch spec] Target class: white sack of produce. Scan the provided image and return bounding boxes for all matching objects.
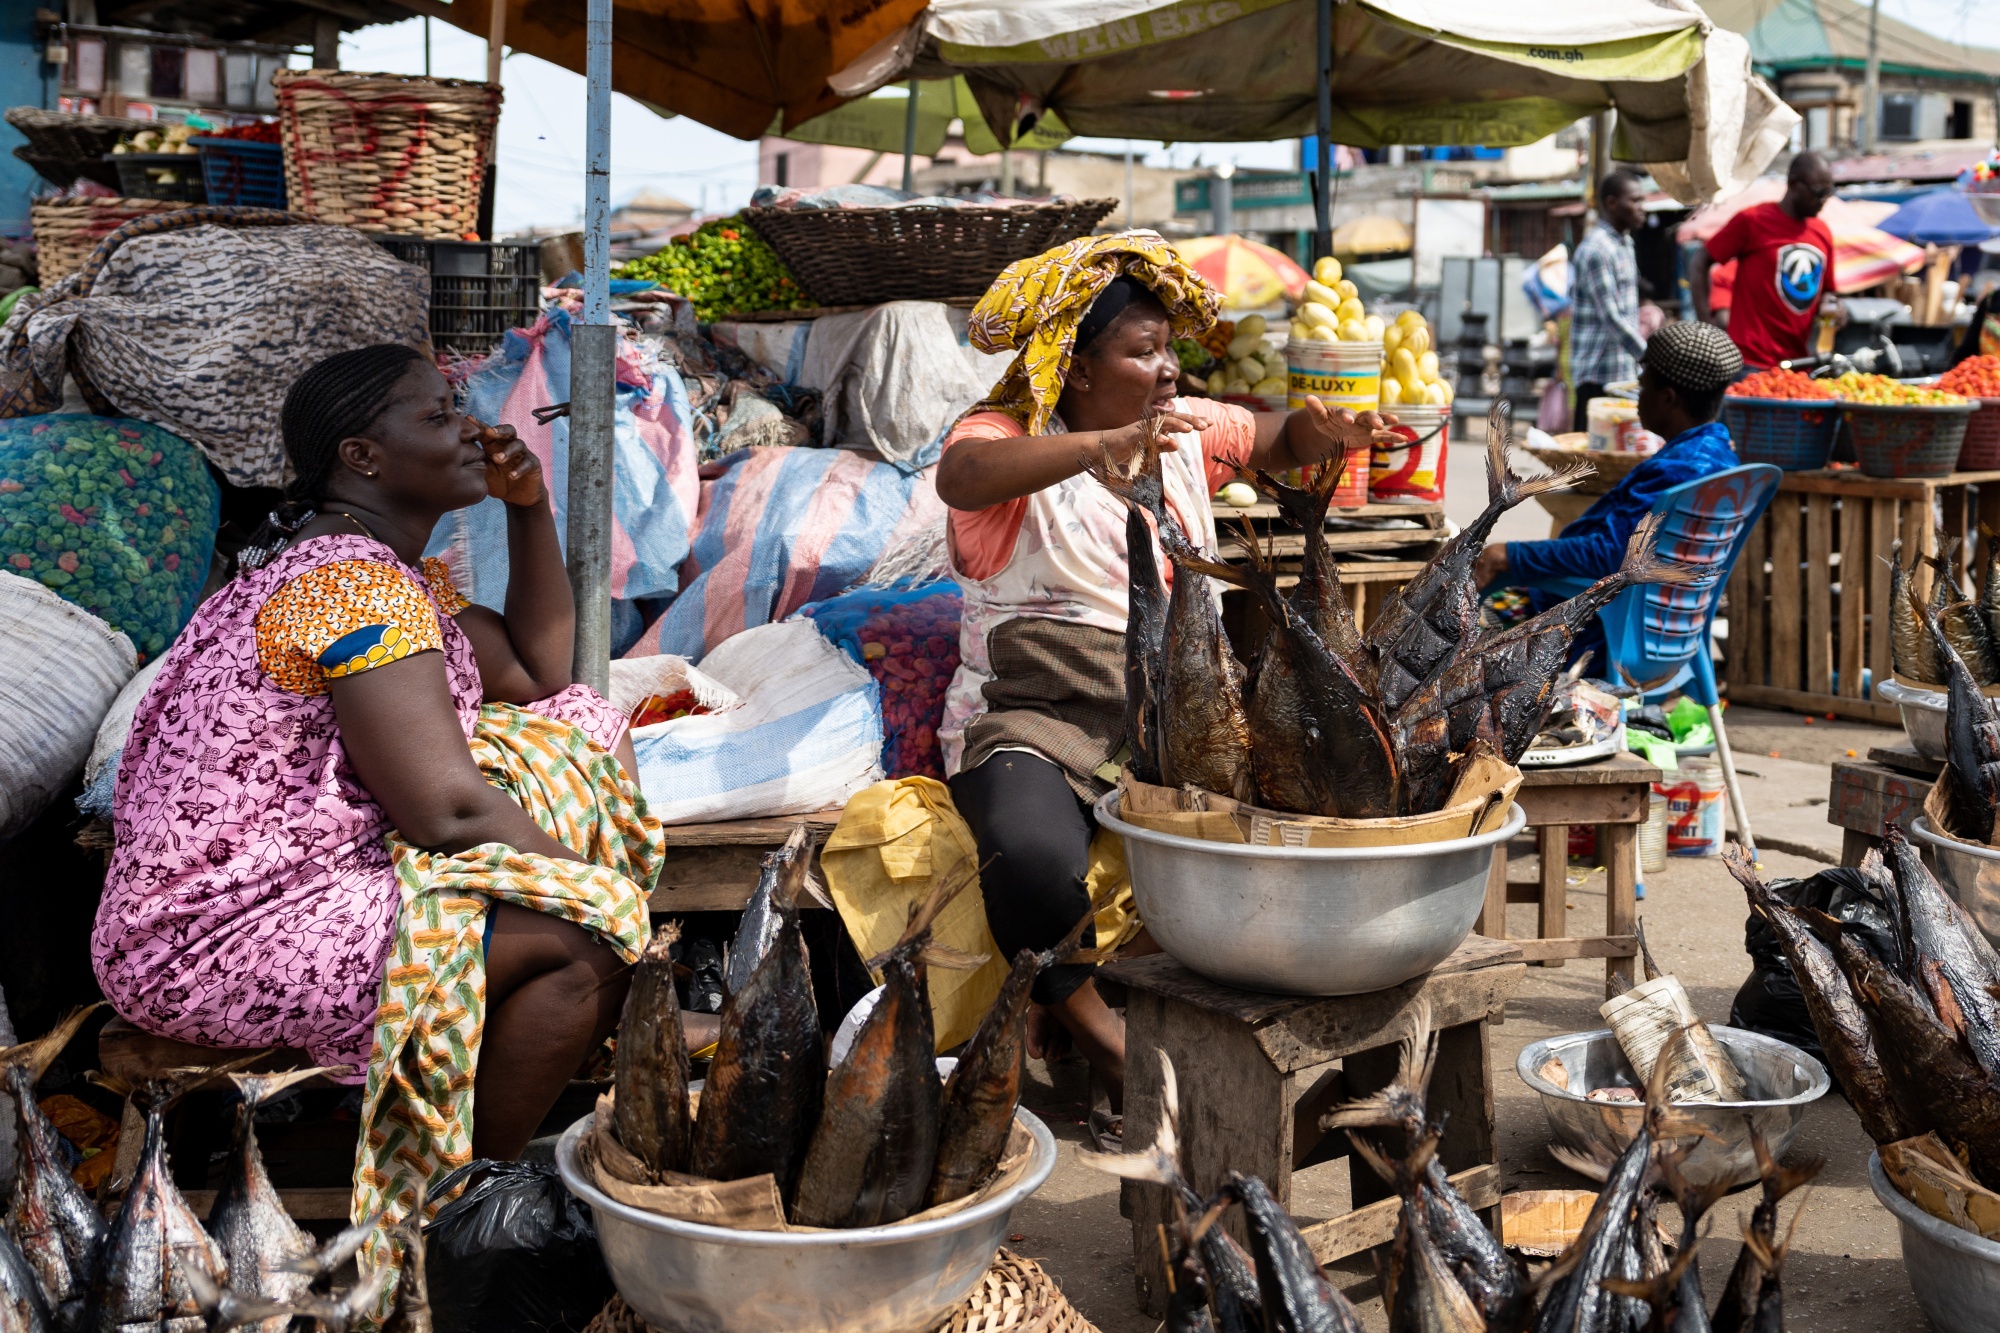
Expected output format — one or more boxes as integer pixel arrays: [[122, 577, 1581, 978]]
[[606, 653, 743, 726], [629, 619, 884, 825], [800, 301, 1011, 470], [0, 570, 136, 836], [74, 653, 169, 820], [0, 217, 429, 487]]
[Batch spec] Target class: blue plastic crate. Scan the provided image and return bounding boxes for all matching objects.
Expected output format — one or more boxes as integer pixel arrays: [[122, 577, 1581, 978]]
[[191, 137, 284, 209], [1720, 396, 1841, 471]]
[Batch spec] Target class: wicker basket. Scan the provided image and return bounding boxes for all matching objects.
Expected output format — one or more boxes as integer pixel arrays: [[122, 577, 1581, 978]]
[[1845, 401, 1978, 479], [31, 197, 192, 283], [1957, 398, 2000, 470], [274, 69, 501, 239], [5, 107, 151, 161], [581, 1250, 1098, 1333], [1720, 396, 1841, 470], [743, 199, 1119, 306]]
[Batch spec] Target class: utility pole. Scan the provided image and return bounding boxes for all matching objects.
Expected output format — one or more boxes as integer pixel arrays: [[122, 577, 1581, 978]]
[[1213, 162, 1235, 236], [567, 0, 615, 693], [1124, 143, 1134, 228], [1861, 0, 1882, 151], [1314, 0, 1333, 261], [900, 80, 918, 191]]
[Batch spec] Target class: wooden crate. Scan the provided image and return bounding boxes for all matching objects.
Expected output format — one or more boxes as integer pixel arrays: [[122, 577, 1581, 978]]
[[1724, 468, 2000, 724]]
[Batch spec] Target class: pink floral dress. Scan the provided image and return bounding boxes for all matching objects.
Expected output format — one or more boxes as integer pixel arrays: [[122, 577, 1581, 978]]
[[94, 533, 624, 1077]]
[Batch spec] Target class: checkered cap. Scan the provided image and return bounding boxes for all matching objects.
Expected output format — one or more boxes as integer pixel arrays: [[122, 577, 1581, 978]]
[[1642, 320, 1744, 393]]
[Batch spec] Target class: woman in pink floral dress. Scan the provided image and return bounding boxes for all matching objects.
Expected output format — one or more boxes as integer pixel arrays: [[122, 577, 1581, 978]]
[[95, 343, 660, 1189]]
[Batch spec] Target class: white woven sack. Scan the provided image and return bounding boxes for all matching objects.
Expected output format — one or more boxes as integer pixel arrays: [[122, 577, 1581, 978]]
[[84, 653, 168, 788], [629, 619, 883, 826], [0, 571, 136, 837]]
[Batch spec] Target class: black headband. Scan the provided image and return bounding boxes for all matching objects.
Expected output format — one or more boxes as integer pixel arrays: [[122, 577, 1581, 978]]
[[1074, 276, 1151, 354]]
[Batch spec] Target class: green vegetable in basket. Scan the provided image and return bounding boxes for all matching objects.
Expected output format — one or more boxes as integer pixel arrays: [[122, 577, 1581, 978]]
[[613, 216, 813, 323], [0, 416, 220, 660], [1171, 337, 1211, 373]]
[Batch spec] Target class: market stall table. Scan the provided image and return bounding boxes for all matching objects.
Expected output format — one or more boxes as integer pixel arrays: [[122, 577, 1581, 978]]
[[1105, 936, 1524, 1318], [648, 809, 844, 912], [1475, 751, 1659, 993], [1829, 749, 1935, 866]]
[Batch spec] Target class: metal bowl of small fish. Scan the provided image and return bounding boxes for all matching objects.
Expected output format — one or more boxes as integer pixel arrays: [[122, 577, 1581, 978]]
[[1095, 793, 1525, 995], [1911, 816, 2000, 949], [557, 1106, 1056, 1333], [1870, 1149, 2000, 1333], [1878, 678, 1949, 761], [1516, 1026, 1829, 1189]]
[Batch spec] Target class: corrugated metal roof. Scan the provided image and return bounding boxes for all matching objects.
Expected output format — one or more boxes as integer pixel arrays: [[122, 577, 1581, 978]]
[[1700, 0, 2000, 80]]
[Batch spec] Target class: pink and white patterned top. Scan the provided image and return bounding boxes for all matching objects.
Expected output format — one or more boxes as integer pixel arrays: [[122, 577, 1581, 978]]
[[937, 398, 1256, 776]]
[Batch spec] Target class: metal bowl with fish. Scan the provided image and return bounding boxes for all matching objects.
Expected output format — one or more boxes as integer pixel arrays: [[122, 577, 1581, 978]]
[[556, 1102, 1056, 1333], [1094, 792, 1525, 996], [1878, 678, 1950, 761], [1911, 815, 2000, 949], [1870, 1149, 2000, 1333], [1515, 1026, 1828, 1189]]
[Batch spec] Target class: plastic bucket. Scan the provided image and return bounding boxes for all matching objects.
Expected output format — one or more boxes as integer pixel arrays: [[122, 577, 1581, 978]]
[[1659, 759, 1725, 856], [1957, 398, 2000, 470], [1289, 339, 1381, 509], [1846, 402, 1976, 479], [1638, 793, 1669, 873], [1587, 397, 1661, 453], [1721, 397, 1841, 470], [1372, 403, 1448, 503]]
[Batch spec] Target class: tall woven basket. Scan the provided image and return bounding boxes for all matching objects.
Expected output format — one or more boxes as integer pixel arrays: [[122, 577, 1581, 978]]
[[274, 70, 501, 239], [31, 197, 192, 283]]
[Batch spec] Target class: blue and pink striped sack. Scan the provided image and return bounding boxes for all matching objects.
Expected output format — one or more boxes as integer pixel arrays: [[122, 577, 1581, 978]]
[[425, 309, 701, 622], [623, 444, 945, 661]]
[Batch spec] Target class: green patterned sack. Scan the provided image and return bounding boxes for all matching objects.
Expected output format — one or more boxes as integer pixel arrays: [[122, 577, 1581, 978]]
[[0, 415, 220, 659]]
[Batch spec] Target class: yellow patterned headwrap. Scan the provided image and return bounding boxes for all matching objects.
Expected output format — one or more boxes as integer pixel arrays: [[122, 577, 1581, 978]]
[[966, 231, 1221, 436]]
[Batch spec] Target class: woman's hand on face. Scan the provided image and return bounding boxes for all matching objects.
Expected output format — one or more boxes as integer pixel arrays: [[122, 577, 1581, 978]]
[[476, 422, 546, 507], [1297, 396, 1405, 461]]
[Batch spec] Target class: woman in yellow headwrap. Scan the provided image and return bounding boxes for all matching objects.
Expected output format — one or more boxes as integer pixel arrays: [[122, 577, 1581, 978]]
[[934, 232, 1396, 1130]]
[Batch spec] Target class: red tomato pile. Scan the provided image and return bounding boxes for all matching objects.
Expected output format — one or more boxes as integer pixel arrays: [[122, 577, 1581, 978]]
[[210, 121, 281, 143], [629, 689, 708, 728], [854, 591, 961, 780], [1939, 356, 2000, 400], [1727, 368, 1835, 400]]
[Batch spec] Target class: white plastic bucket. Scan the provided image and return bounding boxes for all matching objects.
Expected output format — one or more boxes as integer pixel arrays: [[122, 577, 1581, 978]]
[[1372, 403, 1449, 503], [1289, 338, 1382, 508], [1659, 759, 1725, 857]]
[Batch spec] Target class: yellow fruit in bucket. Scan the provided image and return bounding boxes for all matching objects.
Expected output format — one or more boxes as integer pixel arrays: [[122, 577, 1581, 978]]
[[1303, 279, 1341, 309], [1424, 381, 1448, 406], [1418, 350, 1440, 383], [1310, 323, 1339, 342], [1238, 313, 1267, 339], [1336, 298, 1366, 325], [1402, 325, 1432, 357], [1335, 280, 1359, 302], [1380, 377, 1403, 408], [1383, 324, 1404, 357], [1337, 318, 1369, 342], [1363, 313, 1386, 342], [1390, 347, 1417, 383], [1396, 308, 1424, 327], [1313, 256, 1343, 285]]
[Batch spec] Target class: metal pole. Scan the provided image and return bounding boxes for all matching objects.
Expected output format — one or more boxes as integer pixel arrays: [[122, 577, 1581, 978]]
[[423, 15, 432, 76], [1861, 0, 1882, 151], [1314, 0, 1333, 261], [1124, 143, 1134, 228], [1213, 164, 1234, 235], [901, 80, 918, 192], [568, 0, 615, 693], [1588, 111, 1609, 208], [487, 0, 505, 85]]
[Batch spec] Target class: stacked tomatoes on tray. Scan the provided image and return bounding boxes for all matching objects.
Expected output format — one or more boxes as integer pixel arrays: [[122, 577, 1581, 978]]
[[1726, 368, 1835, 400], [1939, 355, 2000, 401]]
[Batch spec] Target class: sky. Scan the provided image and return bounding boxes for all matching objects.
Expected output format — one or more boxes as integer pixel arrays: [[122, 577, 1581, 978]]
[[341, 0, 2000, 236]]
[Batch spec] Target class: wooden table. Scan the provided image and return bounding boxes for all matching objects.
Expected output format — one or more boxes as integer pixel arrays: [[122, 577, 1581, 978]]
[[1476, 751, 1659, 995], [1217, 499, 1448, 643], [1105, 937, 1524, 1318], [648, 809, 843, 912], [1829, 749, 1934, 866], [1725, 467, 2000, 725]]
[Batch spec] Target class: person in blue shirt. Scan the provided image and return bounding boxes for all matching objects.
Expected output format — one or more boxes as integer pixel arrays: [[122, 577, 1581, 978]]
[[1471, 320, 1744, 665]]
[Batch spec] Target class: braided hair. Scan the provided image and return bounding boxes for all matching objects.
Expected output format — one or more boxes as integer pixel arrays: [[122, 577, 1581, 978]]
[[239, 343, 427, 570]]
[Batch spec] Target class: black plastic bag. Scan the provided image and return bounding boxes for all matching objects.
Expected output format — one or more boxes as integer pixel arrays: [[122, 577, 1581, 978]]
[[1729, 864, 1901, 1071], [424, 1159, 614, 1333]]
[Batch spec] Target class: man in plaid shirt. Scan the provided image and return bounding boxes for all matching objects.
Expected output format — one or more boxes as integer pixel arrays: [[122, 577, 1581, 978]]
[[1569, 170, 1648, 427]]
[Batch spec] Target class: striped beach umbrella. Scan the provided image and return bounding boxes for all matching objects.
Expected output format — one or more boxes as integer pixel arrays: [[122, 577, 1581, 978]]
[[1172, 234, 1310, 310]]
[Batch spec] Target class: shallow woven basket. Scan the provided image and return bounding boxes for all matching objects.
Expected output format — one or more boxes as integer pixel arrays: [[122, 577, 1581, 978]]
[[274, 69, 501, 239], [743, 199, 1119, 306], [580, 1249, 1098, 1333], [4, 106, 151, 161], [31, 197, 192, 282]]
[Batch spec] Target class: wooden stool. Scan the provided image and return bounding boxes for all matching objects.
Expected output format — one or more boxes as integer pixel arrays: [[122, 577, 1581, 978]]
[[1830, 749, 1934, 867], [1102, 937, 1524, 1318], [649, 809, 842, 912], [1477, 752, 1658, 996], [97, 1018, 348, 1219]]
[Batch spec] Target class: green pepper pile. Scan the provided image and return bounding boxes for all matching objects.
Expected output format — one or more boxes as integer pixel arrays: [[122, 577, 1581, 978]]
[[614, 217, 814, 322], [0, 416, 220, 660]]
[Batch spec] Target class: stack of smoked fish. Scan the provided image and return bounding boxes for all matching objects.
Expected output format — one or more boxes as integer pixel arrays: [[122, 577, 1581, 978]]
[[1088, 1003, 1818, 1332], [603, 828, 1088, 1230], [1890, 530, 2000, 689], [1096, 401, 1701, 821]]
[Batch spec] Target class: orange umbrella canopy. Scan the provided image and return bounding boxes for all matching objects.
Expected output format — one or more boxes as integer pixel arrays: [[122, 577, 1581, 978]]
[[1173, 234, 1309, 310], [445, 0, 931, 140]]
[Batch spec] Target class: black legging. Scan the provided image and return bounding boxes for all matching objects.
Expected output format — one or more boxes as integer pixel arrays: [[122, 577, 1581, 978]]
[[947, 752, 1097, 1005]]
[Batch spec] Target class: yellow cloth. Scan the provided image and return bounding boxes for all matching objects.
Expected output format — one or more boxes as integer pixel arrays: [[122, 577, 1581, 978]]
[[821, 777, 1139, 1052], [966, 231, 1223, 436]]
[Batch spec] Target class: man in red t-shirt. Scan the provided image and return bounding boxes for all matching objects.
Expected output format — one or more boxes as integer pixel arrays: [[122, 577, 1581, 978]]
[[1689, 152, 1840, 369]]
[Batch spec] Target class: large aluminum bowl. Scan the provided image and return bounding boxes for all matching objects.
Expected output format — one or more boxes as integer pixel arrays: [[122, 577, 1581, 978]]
[[1878, 678, 1948, 760], [1870, 1150, 2000, 1332], [1911, 816, 2000, 948], [557, 1110, 1054, 1333], [1515, 1026, 1828, 1188], [1094, 793, 1525, 995]]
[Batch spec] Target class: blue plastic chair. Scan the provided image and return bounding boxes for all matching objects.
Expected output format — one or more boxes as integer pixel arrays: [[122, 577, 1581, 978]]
[[1527, 463, 1782, 864]]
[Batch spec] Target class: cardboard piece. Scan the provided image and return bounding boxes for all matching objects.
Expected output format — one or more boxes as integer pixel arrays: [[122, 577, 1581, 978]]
[[1114, 740, 1521, 849], [1882, 1132, 2000, 1241], [587, 1092, 1037, 1233]]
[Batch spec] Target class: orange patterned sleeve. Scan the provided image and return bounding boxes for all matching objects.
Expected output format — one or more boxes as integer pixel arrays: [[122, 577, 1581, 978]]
[[254, 559, 446, 696], [420, 557, 470, 616]]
